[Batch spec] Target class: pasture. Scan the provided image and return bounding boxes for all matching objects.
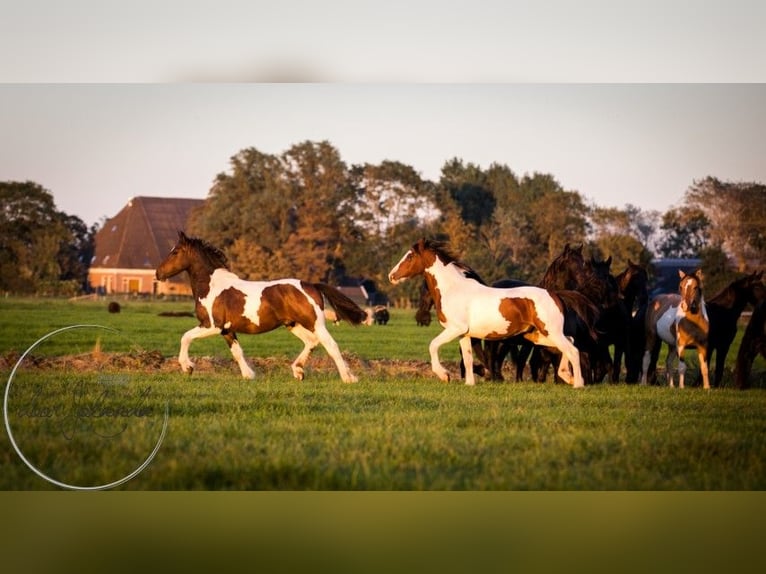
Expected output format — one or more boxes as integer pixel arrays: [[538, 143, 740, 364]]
[[1, 297, 766, 490]]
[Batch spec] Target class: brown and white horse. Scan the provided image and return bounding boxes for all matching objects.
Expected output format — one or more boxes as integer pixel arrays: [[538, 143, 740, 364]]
[[388, 238, 584, 387], [641, 269, 710, 389], [155, 232, 367, 382]]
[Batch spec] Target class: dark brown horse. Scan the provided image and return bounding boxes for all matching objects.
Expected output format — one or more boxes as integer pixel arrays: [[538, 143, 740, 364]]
[[735, 299, 766, 389], [155, 231, 367, 382], [704, 271, 765, 386], [614, 261, 649, 382]]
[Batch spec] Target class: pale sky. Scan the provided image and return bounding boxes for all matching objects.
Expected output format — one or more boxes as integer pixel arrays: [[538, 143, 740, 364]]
[[1, 2, 765, 228]]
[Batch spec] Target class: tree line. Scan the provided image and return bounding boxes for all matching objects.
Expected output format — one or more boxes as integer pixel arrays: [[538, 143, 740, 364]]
[[2, 140, 765, 299]]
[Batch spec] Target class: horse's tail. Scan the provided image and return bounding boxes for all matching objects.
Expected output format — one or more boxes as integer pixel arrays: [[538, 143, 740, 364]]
[[314, 283, 368, 326]]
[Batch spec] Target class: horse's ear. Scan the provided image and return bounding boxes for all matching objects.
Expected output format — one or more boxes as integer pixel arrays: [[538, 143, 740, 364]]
[[678, 269, 687, 279], [415, 238, 426, 252], [696, 269, 705, 282], [178, 230, 188, 242], [605, 256, 612, 267]]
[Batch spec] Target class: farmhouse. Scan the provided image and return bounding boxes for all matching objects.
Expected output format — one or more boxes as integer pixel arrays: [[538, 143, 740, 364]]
[[88, 196, 204, 296]]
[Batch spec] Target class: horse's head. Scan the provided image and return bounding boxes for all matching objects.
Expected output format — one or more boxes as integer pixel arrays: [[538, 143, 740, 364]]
[[388, 239, 434, 284], [618, 260, 649, 304], [678, 269, 704, 314], [156, 231, 229, 281], [542, 243, 586, 291], [156, 231, 194, 280], [742, 270, 766, 305]]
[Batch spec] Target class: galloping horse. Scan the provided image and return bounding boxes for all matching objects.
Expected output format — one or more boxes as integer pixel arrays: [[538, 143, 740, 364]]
[[704, 271, 765, 386], [388, 239, 584, 387], [155, 232, 367, 382], [641, 269, 710, 389]]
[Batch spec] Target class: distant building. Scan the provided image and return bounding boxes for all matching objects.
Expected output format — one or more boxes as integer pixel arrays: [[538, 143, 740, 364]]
[[88, 196, 204, 295], [649, 258, 703, 298]]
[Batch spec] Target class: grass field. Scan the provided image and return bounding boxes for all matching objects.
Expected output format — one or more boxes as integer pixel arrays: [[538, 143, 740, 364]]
[[2, 296, 766, 490]]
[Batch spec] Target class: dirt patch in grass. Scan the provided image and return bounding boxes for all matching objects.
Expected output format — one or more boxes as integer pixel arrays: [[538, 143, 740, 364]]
[[0, 350, 438, 380]]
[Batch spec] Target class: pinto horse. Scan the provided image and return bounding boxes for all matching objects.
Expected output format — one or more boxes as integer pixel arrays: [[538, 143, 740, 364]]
[[155, 232, 367, 382], [388, 238, 584, 387], [641, 269, 710, 389], [704, 271, 765, 386]]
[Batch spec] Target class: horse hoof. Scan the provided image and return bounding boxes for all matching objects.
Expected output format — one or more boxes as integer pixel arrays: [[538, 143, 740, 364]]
[[292, 366, 305, 381], [343, 374, 358, 383]]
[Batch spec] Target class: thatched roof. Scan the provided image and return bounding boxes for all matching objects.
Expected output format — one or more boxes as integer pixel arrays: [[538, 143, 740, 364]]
[[91, 196, 204, 269]]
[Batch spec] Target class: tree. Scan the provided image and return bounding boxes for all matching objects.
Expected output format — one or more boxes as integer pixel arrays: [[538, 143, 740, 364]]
[[189, 141, 360, 283], [684, 176, 766, 270], [589, 204, 656, 269], [0, 181, 92, 294], [657, 205, 711, 258], [439, 158, 496, 229]]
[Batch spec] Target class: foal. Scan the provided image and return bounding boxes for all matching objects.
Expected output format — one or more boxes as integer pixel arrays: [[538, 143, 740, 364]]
[[156, 232, 367, 382], [641, 269, 710, 389]]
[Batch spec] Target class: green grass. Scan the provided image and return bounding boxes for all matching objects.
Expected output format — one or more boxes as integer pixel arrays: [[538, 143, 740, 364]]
[[2, 297, 766, 490]]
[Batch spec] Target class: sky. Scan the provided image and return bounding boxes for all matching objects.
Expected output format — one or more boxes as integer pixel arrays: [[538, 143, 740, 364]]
[[1, 1, 765, 228]]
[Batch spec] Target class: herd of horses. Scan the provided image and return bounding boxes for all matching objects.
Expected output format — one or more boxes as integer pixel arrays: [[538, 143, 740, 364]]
[[156, 232, 766, 389]]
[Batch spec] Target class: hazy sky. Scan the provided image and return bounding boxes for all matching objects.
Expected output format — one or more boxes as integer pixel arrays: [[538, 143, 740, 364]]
[[1, 1, 765, 227], [2, 84, 765, 227]]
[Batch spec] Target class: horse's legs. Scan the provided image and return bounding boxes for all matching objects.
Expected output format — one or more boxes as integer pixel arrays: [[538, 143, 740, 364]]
[[529, 331, 583, 388], [429, 328, 463, 383], [712, 345, 725, 387], [667, 345, 679, 388], [557, 339, 583, 388], [287, 324, 322, 381], [178, 325, 221, 375], [641, 333, 661, 385], [698, 346, 711, 390], [459, 335, 477, 386], [222, 331, 255, 379], [515, 342, 533, 381], [313, 323, 358, 383]]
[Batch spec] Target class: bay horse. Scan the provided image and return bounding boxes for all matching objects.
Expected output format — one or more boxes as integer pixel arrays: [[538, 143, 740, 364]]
[[704, 271, 765, 386], [388, 238, 584, 387], [155, 231, 367, 382], [641, 269, 710, 389]]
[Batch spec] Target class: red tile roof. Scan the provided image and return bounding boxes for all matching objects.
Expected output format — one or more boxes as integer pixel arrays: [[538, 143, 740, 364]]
[[91, 196, 204, 269]]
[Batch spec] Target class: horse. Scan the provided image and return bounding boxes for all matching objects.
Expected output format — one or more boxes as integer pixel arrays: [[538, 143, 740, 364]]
[[641, 269, 710, 389], [155, 231, 367, 382], [388, 238, 584, 387], [735, 299, 766, 389], [703, 271, 765, 387], [588, 255, 630, 383], [614, 261, 649, 382]]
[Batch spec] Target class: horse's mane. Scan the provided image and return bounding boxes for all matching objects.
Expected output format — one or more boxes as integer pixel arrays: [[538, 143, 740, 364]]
[[419, 239, 485, 284], [181, 233, 230, 270]]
